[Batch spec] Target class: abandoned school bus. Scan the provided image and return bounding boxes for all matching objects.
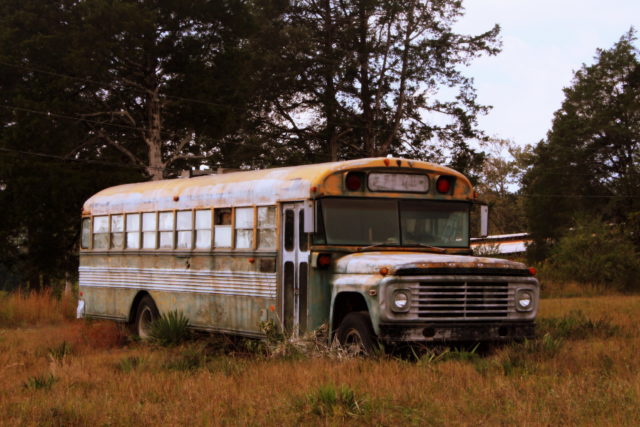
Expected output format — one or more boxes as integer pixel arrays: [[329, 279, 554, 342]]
[[77, 157, 539, 351]]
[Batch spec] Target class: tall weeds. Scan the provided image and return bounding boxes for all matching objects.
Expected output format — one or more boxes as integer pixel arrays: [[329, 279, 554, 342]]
[[0, 289, 75, 327]]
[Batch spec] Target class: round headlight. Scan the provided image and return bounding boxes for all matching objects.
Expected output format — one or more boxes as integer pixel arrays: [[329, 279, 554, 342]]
[[516, 290, 533, 311], [392, 290, 410, 312]]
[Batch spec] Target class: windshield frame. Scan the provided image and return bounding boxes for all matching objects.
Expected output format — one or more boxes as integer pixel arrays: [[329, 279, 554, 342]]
[[314, 197, 471, 248]]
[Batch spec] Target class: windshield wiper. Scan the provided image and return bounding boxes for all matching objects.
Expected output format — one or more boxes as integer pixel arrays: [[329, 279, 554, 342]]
[[357, 242, 447, 253], [407, 243, 447, 253], [358, 243, 391, 251]]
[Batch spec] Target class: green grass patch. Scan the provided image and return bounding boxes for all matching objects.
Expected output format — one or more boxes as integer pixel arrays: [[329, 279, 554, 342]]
[[23, 374, 58, 391], [538, 310, 622, 340], [298, 383, 369, 418]]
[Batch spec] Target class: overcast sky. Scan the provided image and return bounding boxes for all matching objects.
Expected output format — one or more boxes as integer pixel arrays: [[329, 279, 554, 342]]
[[454, 0, 640, 148]]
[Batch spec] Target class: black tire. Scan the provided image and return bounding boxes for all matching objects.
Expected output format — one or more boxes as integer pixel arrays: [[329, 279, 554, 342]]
[[133, 295, 159, 339], [336, 311, 380, 356]]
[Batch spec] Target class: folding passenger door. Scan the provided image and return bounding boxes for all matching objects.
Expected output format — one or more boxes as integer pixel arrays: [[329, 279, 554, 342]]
[[280, 203, 310, 336]]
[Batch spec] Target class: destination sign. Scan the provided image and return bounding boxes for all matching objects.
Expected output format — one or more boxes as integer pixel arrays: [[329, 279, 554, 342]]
[[368, 173, 429, 193]]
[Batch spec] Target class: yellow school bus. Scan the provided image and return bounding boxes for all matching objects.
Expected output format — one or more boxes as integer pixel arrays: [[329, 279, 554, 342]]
[[77, 157, 539, 352]]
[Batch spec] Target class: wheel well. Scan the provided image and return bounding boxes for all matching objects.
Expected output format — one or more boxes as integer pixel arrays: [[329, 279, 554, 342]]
[[128, 291, 152, 323], [332, 292, 369, 333]]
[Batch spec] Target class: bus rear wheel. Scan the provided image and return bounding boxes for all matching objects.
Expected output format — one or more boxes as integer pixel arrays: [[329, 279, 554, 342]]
[[336, 311, 379, 356], [134, 295, 159, 339]]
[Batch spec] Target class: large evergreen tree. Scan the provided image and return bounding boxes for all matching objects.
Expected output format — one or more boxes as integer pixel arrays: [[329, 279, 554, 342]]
[[522, 29, 640, 261], [0, 0, 281, 288], [253, 0, 500, 171]]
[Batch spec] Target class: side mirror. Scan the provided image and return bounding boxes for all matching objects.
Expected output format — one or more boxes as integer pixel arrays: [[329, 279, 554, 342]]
[[480, 205, 489, 237]]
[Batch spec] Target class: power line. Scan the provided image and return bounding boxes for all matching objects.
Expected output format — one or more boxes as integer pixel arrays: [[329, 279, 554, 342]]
[[0, 59, 240, 111], [0, 104, 144, 133], [0, 146, 149, 171]]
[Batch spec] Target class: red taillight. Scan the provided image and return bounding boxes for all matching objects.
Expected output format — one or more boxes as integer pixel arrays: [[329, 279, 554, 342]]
[[528, 267, 537, 276], [317, 253, 332, 268], [436, 176, 452, 194], [345, 172, 363, 191], [79, 291, 83, 297]]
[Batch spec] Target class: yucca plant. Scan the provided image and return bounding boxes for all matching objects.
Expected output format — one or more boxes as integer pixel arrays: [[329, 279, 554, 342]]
[[149, 310, 191, 346]]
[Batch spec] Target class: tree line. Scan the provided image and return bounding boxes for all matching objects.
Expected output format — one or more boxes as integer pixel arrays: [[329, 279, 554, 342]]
[[0, 0, 500, 289], [0, 1, 638, 291]]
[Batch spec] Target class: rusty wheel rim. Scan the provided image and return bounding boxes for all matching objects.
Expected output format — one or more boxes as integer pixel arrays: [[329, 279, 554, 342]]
[[343, 328, 367, 356], [138, 306, 154, 339]]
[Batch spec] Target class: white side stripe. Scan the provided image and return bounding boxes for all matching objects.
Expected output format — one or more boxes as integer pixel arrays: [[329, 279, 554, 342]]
[[79, 266, 276, 298]]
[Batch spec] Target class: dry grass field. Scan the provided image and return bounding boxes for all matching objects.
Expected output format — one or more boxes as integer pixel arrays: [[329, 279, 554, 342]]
[[1, 291, 639, 426]]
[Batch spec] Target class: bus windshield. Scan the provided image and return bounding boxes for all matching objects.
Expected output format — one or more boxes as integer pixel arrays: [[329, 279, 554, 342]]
[[320, 198, 469, 248]]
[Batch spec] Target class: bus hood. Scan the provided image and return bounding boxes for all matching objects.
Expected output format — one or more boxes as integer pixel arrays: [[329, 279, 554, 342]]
[[333, 251, 528, 275]]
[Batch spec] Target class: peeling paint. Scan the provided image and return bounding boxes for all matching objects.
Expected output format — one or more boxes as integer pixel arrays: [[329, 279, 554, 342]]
[[333, 251, 526, 274], [83, 157, 472, 215]]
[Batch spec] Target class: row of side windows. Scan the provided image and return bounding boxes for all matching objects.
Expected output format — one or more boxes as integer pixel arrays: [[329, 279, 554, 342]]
[[81, 206, 277, 251]]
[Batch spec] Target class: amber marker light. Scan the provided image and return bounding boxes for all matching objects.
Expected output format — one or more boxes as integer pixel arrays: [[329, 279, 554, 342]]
[[383, 158, 391, 166], [249, 258, 255, 264], [379, 267, 389, 276]]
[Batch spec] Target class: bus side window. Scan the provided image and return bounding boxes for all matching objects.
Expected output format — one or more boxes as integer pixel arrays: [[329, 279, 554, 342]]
[[126, 213, 141, 249], [176, 210, 193, 249], [235, 207, 254, 249], [214, 208, 232, 247], [158, 211, 174, 249], [93, 216, 109, 249], [195, 209, 212, 249], [142, 212, 157, 249], [257, 206, 276, 249], [110, 215, 124, 249], [81, 218, 90, 249]]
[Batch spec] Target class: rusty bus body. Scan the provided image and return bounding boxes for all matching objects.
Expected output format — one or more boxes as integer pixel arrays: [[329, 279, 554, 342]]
[[78, 158, 539, 348]]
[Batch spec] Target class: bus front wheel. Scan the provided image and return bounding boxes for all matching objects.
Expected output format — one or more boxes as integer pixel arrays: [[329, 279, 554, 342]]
[[134, 295, 159, 339], [336, 311, 379, 356]]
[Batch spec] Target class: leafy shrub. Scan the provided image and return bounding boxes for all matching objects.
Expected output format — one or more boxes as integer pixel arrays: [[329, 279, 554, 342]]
[[541, 216, 640, 291], [150, 310, 191, 346]]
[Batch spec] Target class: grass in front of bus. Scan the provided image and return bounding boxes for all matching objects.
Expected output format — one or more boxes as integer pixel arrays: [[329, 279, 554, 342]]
[[2, 291, 640, 425]]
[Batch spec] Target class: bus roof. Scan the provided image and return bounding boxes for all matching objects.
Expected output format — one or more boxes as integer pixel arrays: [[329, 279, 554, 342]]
[[83, 157, 473, 215]]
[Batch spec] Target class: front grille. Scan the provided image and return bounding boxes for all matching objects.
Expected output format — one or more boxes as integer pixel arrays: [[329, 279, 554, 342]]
[[414, 281, 509, 319], [397, 267, 530, 277]]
